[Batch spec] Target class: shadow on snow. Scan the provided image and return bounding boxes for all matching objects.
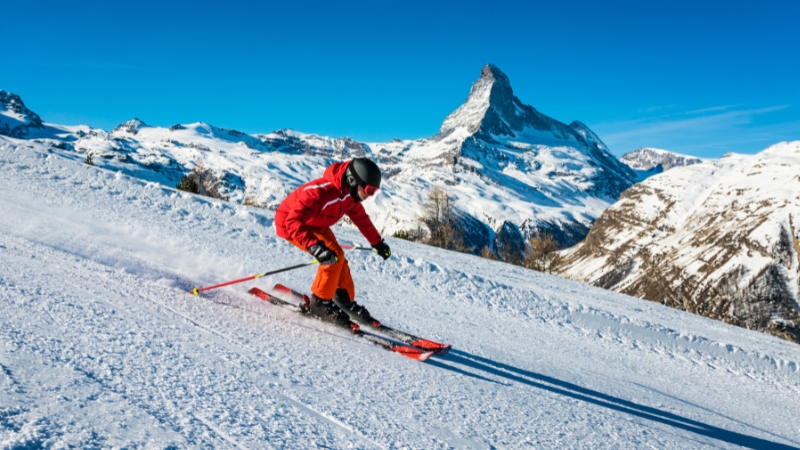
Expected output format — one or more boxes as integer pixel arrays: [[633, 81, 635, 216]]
[[430, 350, 799, 450]]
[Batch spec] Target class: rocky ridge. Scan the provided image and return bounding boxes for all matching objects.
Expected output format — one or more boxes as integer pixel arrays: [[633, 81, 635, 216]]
[[0, 90, 46, 138], [620, 147, 706, 182], [558, 142, 800, 342]]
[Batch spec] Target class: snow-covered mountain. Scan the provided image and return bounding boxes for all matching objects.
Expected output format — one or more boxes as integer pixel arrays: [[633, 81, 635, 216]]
[[3, 134, 800, 449], [558, 141, 800, 343], [0, 90, 47, 139], [0, 90, 89, 142], [620, 147, 706, 182], [366, 64, 636, 249], [0, 65, 636, 256]]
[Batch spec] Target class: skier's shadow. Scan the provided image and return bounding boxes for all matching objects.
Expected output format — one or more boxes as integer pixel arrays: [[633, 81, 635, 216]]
[[428, 350, 799, 450]]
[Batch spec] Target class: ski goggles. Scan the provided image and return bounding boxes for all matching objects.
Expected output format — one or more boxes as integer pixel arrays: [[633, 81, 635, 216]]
[[363, 184, 379, 196]]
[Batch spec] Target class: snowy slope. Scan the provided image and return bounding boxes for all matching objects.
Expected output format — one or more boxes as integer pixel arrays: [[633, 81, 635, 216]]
[[2, 138, 800, 448], [559, 142, 800, 342]]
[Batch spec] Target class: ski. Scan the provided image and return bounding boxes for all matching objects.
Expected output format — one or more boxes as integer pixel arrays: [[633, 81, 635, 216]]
[[273, 284, 451, 356], [247, 287, 433, 362]]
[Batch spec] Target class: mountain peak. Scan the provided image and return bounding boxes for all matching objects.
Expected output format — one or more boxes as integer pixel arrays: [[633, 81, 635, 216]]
[[478, 64, 513, 93], [435, 64, 586, 146], [435, 64, 520, 140], [112, 118, 149, 135], [428, 65, 635, 203]]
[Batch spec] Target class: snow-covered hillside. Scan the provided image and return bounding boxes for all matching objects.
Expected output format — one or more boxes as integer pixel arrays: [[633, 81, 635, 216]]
[[1, 65, 636, 256], [620, 147, 706, 182], [2, 136, 800, 448], [559, 141, 800, 343]]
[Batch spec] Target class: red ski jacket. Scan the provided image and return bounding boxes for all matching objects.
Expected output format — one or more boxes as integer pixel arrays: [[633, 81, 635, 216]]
[[275, 161, 382, 249]]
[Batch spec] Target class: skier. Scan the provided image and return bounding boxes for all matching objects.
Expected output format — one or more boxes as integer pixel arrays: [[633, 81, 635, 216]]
[[274, 157, 391, 328]]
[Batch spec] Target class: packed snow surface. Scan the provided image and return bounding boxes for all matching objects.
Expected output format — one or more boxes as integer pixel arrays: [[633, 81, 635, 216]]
[[2, 137, 800, 449]]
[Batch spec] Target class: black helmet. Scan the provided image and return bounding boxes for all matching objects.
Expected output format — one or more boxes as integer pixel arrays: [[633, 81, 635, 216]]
[[345, 157, 381, 201]]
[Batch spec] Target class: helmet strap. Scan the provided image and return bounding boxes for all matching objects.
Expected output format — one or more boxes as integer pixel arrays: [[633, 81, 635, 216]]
[[344, 169, 361, 202]]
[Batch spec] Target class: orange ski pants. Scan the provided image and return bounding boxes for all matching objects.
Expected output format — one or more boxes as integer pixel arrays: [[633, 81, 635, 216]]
[[286, 227, 355, 301]]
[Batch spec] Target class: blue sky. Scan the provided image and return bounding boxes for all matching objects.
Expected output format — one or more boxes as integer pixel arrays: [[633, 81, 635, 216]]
[[3, 0, 798, 157]]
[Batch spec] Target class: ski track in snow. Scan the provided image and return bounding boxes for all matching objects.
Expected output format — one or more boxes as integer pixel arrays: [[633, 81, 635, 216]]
[[2, 139, 800, 449]]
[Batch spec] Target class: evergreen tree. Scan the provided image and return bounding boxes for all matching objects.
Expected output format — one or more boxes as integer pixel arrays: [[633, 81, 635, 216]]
[[176, 174, 200, 194]]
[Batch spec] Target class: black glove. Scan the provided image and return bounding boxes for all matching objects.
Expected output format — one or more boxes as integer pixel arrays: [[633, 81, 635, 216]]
[[308, 242, 338, 265], [373, 240, 391, 260]]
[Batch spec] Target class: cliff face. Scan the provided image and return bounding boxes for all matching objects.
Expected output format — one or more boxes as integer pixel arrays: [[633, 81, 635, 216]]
[[559, 142, 800, 342]]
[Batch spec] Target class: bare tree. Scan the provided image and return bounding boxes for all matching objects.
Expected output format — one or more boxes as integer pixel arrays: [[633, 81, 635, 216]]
[[418, 186, 466, 252], [523, 232, 561, 273], [480, 246, 498, 261]]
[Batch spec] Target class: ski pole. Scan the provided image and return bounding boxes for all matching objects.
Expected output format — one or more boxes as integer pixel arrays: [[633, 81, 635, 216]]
[[190, 260, 319, 296], [341, 244, 377, 252], [190, 244, 372, 296]]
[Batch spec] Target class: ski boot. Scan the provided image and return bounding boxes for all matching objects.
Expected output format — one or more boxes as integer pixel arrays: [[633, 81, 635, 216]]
[[304, 294, 357, 330], [333, 289, 376, 325]]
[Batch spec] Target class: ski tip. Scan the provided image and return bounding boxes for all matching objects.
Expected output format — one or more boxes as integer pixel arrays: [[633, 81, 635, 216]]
[[190, 287, 200, 296], [248, 287, 269, 301], [274, 284, 292, 294], [392, 346, 435, 362], [410, 339, 451, 356]]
